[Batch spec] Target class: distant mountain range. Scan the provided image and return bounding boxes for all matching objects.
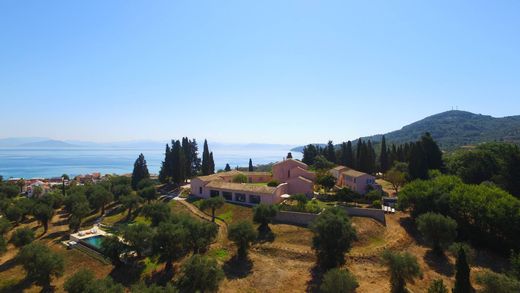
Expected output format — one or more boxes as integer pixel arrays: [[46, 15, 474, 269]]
[[292, 110, 520, 152]]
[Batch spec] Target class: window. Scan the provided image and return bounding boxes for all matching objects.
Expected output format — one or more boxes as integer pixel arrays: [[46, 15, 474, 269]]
[[249, 195, 261, 204], [288, 170, 291, 178], [235, 193, 246, 202], [222, 191, 232, 201], [199, 187, 202, 194], [354, 178, 357, 183], [210, 190, 220, 197]]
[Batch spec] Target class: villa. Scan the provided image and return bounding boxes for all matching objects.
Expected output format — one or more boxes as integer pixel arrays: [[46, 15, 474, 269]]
[[190, 157, 315, 205], [330, 165, 380, 194]]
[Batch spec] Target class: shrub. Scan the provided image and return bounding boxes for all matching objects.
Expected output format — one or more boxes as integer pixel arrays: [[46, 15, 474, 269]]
[[253, 204, 278, 231], [232, 174, 248, 183], [372, 200, 382, 208], [476, 271, 520, 293], [267, 180, 280, 187], [320, 268, 358, 293], [428, 279, 448, 293], [305, 200, 322, 214]]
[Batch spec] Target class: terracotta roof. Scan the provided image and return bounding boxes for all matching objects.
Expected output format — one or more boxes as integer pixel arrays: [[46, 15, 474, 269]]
[[341, 169, 370, 178], [205, 180, 276, 194], [273, 158, 308, 168]]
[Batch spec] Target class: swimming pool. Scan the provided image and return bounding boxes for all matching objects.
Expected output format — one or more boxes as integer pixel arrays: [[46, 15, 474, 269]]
[[80, 235, 106, 251]]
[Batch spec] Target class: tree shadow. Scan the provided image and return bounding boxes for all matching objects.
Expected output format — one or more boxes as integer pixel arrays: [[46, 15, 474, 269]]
[[0, 257, 19, 273], [256, 226, 275, 243], [41, 230, 68, 243], [424, 250, 454, 276], [148, 267, 175, 286], [305, 264, 324, 293], [223, 255, 253, 279], [109, 261, 146, 287], [0, 277, 32, 293], [398, 217, 426, 244]]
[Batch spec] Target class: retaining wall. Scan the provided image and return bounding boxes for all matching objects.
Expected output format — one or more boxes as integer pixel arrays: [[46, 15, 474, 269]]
[[274, 207, 386, 226]]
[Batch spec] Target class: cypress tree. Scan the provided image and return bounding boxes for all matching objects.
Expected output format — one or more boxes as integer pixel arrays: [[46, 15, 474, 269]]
[[325, 141, 336, 163], [356, 139, 363, 170], [367, 140, 376, 174], [209, 152, 215, 174], [302, 144, 318, 165], [345, 141, 354, 168], [421, 132, 444, 171], [170, 140, 186, 184], [248, 159, 254, 172], [131, 154, 150, 190], [453, 247, 473, 293], [202, 140, 211, 175], [339, 142, 348, 166], [158, 144, 171, 183], [409, 142, 428, 180], [380, 135, 390, 173], [224, 164, 231, 172]]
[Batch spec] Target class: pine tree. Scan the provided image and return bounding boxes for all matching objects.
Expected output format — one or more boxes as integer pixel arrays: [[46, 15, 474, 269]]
[[453, 247, 473, 293], [131, 154, 150, 190], [224, 164, 231, 172], [380, 135, 390, 173], [209, 152, 215, 174], [248, 159, 254, 172], [202, 140, 211, 175]]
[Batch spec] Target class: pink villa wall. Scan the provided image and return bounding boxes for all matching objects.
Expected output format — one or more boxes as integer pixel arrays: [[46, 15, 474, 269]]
[[286, 177, 314, 197], [292, 166, 316, 181], [272, 159, 308, 182], [341, 173, 376, 194]]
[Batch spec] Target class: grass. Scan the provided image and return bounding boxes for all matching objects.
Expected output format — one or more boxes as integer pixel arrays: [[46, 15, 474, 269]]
[[214, 202, 253, 224], [207, 247, 231, 262]]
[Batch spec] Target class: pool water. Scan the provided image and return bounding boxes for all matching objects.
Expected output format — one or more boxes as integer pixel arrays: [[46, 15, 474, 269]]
[[82, 235, 105, 250]]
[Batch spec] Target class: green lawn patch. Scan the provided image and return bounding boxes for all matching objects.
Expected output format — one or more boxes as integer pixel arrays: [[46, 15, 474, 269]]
[[208, 248, 230, 262]]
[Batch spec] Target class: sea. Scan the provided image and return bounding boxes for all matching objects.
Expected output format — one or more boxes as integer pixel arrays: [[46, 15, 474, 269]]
[[0, 145, 301, 179]]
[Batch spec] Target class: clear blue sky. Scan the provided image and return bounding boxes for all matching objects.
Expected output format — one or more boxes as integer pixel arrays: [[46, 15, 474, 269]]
[[1, 1, 519, 145]]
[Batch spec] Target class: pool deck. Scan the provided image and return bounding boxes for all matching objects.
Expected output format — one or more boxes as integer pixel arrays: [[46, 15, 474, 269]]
[[69, 224, 110, 242]]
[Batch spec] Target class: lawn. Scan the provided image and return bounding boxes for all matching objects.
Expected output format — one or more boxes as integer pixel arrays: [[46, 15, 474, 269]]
[[213, 202, 253, 224]]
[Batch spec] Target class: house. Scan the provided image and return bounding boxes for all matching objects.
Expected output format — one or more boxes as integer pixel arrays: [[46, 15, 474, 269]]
[[330, 166, 380, 194], [190, 157, 316, 205], [272, 158, 315, 197], [26, 180, 49, 197]]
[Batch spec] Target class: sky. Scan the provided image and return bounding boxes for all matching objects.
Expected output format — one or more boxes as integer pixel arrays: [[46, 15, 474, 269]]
[[0, 0, 519, 145]]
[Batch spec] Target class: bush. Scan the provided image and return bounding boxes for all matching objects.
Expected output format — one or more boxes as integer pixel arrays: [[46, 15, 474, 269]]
[[365, 189, 383, 202], [371, 200, 382, 208], [320, 268, 358, 293], [305, 200, 322, 214], [232, 174, 248, 183], [476, 271, 520, 293], [335, 187, 356, 202], [267, 180, 280, 187], [428, 279, 448, 293], [448, 243, 475, 264], [253, 204, 278, 230], [11, 227, 35, 247]]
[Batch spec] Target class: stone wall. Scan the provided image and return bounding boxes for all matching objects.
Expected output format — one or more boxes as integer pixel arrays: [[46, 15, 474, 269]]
[[342, 207, 386, 225], [274, 207, 386, 226], [274, 210, 319, 226]]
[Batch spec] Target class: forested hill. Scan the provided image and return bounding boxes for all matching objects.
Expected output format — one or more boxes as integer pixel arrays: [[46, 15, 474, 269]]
[[363, 110, 520, 150], [292, 110, 520, 152]]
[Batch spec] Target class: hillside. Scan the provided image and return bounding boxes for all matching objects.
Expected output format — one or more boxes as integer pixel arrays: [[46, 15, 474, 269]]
[[17, 139, 78, 148], [293, 110, 520, 151], [364, 110, 520, 149]]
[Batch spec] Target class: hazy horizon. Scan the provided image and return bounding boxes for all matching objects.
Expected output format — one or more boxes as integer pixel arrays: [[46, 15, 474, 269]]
[[1, 1, 519, 144]]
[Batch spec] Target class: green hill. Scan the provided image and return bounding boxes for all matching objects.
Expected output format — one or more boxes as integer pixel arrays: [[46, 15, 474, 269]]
[[364, 110, 520, 150], [292, 110, 520, 152]]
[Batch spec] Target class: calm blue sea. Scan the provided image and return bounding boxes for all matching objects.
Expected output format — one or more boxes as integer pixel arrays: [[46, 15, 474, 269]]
[[0, 145, 301, 179]]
